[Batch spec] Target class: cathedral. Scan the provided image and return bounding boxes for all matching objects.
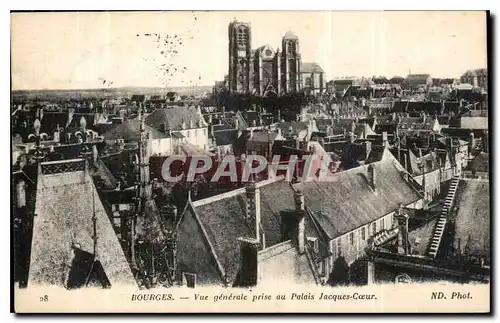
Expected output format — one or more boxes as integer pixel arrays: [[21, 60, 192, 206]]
[[228, 20, 325, 97]]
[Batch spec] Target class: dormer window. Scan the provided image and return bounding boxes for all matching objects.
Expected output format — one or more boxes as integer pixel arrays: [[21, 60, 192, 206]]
[[307, 237, 319, 254]]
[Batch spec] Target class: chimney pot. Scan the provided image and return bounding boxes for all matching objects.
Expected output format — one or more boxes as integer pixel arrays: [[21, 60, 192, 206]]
[[367, 164, 376, 191], [245, 181, 261, 241], [237, 237, 260, 287]]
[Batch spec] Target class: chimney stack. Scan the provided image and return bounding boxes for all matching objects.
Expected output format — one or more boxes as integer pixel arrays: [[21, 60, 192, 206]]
[[395, 203, 410, 255], [363, 140, 372, 158], [92, 144, 98, 164], [468, 132, 475, 156], [367, 164, 376, 191], [382, 131, 388, 147], [280, 190, 306, 254], [16, 180, 26, 208], [245, 181, 261, 242], [237, 237, 260, 287]]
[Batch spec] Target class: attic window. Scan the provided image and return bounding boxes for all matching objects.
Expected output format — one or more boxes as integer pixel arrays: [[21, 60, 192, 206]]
[[307, 237, 319, 253]]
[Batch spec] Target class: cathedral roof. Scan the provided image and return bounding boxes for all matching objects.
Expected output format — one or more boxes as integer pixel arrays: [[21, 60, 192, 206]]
[[283, 30, 299, 40], [301, 62, 324, 73]]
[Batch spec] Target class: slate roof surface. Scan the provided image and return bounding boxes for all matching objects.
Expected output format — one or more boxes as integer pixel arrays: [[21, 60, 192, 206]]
[[179, 178, 297, 284], [145, 107, 206, 131], [28, 160, 136, 288], [257, 241, 317, 285], [294, 153, 421, 239], [459, 116, 488, 130], [301, 62, 324, 74], [467, 152, 489, 173], [452, 179, 490, 264], [213, 129, 239, 146], [102, 119, 168, 141]]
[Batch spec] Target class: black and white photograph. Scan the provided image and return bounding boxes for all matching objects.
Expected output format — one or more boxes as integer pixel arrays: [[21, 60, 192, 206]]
[[10, 10, 491, 313]]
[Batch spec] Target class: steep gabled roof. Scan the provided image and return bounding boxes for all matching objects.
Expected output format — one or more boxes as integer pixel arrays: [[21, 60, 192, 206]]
[[452, 179, 490, 264], [102, 119, 168, 141], [301, 62, 324, 74], [175, 177, 298, 285], [256, 240, 319, 285], [294, 151, 422, 239], [467, 152, 489, 173], [28, 159, 136, 288], [145, 107, 207, 131]]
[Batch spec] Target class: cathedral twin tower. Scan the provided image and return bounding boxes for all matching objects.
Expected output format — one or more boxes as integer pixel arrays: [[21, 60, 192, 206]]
[[228, 20, 302, 97]]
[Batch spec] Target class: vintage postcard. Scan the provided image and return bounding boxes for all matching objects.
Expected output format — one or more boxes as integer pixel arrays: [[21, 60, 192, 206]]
[[11, 10, 490, 313]]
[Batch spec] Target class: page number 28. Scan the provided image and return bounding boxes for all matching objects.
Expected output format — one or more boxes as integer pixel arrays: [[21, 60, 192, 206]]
[[39, 295, 49, 302]]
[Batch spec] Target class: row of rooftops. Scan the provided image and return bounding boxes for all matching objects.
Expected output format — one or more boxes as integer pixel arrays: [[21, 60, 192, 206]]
[[12, 99, 489, 288]]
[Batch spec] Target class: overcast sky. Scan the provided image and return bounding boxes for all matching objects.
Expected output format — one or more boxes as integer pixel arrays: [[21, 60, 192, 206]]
[[11, 11, 487, 90]]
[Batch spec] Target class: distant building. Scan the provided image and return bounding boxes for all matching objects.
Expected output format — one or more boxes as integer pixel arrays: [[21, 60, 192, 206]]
[[404, 74, 433, 89], [461, 68, 488, 92], [102, 118, 179, 156], [300, 62, 325, 95], [145, 106, 209, 152], [227, 20, 324, 97]]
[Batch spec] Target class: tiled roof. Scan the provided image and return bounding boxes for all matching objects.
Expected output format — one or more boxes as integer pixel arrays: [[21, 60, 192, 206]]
[[249, 131, 279, 143], [28, 161, 136, 287], [408, 218, 438, 256], [176, 178, 297, 285], [294, 152, 422, 239], [145, 107, 207, 131], [406, 74, 431, 83], [392, 101, 443, 115], [459, 116, 488, 130], [39, 112, 69, 135], [452, 179, 490, 264], [66, 113, 97, 132], [461, 109, 488, 117], [176, 142, 214, 156], [467, 152, 489, 173], [102, 119, 168, 141], [256, 241, 317, 285], [398, 117, 438, 131], [213, 129, 239, 147], [407, 150, 441, 175], [275, 121, 309, 135], [301, 62, 324, 74]]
